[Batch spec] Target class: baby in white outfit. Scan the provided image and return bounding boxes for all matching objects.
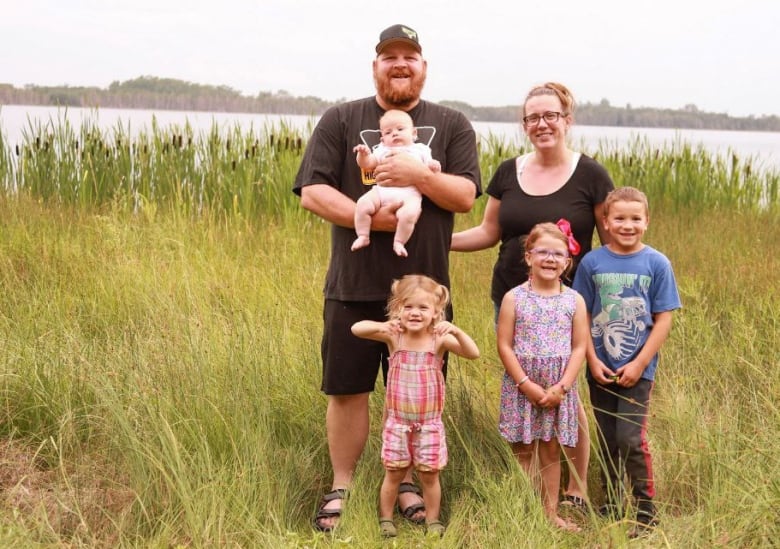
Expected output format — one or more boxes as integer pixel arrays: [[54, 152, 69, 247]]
[[352, 109, 441, 257]]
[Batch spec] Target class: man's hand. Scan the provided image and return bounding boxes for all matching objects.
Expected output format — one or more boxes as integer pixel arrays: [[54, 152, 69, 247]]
[[374, 151, 429, 188], [369, 201, 402, 232]]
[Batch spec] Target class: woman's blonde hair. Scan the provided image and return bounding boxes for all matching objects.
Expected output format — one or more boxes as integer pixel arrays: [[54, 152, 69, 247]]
[[523, 82, 576, 117], [386, 274, 449, 324]]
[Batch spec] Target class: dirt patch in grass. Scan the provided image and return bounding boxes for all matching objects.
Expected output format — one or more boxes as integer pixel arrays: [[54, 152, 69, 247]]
[[0, 437, 136, 546]]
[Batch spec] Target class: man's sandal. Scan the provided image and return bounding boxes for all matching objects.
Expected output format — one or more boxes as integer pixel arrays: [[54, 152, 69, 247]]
[[312, 488, 347, 532], [379, 518, 397, 538], [427, 520, 446, 536], [397, 482, 425, 525]]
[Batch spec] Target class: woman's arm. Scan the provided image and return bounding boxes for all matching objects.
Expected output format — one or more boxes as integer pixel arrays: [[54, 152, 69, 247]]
[[560, 294, 589, 389], [593, 201, 611, 245], [451, 196, 502, 251]]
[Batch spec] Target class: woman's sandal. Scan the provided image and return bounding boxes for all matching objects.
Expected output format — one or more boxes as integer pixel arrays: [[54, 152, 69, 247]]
[[397, 482, 426, 525], [379, 518, 397, 538], [427, 520, 446, 536], [312, 488, 348, 532], [560, 494, 587, 511]]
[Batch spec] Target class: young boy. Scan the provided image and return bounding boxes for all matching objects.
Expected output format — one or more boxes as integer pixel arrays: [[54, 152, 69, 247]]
[[572, 186, 681, 538]]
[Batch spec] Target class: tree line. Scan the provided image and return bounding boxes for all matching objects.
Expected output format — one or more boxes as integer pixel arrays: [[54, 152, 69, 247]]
[[2, 76, 778, 132]]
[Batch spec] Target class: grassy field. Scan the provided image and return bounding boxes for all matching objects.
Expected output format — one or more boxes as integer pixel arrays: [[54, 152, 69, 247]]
[[0, 119, 778, 547]]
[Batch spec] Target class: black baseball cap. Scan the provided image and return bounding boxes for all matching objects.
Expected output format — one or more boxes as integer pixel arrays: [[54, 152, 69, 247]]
[[375, 24, 421, 54]]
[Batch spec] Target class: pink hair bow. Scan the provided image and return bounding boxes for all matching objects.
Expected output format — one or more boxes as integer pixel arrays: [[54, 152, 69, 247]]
[[556, 218, 581, 255]]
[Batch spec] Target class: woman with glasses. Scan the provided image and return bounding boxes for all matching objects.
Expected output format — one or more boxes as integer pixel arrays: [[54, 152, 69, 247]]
[[451, 82, 614, 512]]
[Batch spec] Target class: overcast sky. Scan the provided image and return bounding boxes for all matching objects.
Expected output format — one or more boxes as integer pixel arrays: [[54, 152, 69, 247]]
[[2, 0, 777, 118]]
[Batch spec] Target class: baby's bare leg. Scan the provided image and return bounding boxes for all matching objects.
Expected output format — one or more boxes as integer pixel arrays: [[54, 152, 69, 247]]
[[392, 198, 422, 257], [352, 190, 381, 251]]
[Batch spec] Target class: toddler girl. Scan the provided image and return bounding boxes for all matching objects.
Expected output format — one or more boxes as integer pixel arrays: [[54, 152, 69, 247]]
[[352, 274, 479, 537]]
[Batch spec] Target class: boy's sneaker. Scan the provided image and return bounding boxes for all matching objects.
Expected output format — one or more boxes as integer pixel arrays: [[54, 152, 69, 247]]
[[597, 503, 623, 520], [628, 508, 659, 538]]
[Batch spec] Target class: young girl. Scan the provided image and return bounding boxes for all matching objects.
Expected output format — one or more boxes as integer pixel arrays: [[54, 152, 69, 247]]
[[496, 223, 589, 531], [351, 274, 480, 537]]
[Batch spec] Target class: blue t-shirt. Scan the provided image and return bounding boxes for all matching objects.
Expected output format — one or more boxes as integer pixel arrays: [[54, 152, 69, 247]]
[[572, 245, 681, 381]]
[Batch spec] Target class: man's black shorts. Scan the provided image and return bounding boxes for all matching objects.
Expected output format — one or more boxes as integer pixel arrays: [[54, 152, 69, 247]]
[[321, 299, 450, 395]]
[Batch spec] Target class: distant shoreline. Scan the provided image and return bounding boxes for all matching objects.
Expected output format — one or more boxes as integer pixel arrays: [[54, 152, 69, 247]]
[[2, 76, 779, 133], [3, 105, 779, 173]]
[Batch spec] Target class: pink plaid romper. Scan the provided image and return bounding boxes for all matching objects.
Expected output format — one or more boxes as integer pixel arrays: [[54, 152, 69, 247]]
[[381, 335, 447, 472]]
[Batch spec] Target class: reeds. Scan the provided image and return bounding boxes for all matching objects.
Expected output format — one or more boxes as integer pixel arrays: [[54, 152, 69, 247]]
[[0, 112, 310, 223], [584, 134, 779, 213], [2, 113, 777, 218]]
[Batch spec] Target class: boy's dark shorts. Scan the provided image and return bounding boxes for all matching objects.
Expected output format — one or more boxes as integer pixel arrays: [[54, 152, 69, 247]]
[[321, 299, 449, 396]]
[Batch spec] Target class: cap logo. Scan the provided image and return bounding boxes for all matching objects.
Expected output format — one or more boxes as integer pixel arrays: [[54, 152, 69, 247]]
[[401, 27, 417, 41]]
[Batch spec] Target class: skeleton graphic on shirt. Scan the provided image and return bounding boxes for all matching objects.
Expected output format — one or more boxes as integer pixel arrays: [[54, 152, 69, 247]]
[[591, 275, 649, 361]]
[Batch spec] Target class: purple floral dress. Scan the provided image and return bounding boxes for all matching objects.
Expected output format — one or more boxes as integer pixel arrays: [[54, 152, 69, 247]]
[[498, 284, 579, 447]]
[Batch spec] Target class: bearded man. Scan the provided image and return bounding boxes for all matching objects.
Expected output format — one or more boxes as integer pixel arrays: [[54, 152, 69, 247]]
[[293, 24, 481, 532]]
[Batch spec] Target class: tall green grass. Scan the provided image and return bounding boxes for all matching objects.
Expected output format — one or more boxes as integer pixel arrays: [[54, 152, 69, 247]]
[[0, 116, 778, 546]]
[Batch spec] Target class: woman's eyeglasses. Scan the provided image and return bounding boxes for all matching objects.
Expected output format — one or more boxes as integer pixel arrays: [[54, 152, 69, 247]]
[[522, 111, 567, 126]]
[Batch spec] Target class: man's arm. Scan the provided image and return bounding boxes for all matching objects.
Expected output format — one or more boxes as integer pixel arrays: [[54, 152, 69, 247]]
[[372, 153, 476, 212], [300, 183, 400, 231], [299, 184, 357, 227], [417, 171, 477, 212]]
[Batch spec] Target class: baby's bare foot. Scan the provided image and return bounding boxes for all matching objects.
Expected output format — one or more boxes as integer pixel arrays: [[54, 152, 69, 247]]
[[351, 236, 370, 251], [393, 241, 408, 257]]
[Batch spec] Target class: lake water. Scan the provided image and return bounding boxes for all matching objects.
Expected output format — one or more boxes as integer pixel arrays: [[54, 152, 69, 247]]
[[2, 104, 779, 172]]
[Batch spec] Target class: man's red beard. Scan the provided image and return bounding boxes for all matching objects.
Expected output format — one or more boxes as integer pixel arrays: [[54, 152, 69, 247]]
[[374, 69, 427, 109]]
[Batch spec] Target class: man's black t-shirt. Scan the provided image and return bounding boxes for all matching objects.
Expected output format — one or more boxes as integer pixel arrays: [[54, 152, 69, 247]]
[[294, 97, 481, 301]]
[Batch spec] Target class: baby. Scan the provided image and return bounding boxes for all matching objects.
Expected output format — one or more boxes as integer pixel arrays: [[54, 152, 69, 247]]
[[352, 109, 441, 257]]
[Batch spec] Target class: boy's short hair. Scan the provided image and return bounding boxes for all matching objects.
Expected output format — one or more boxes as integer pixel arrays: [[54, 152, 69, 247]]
[[604, 186, 649, 216]]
